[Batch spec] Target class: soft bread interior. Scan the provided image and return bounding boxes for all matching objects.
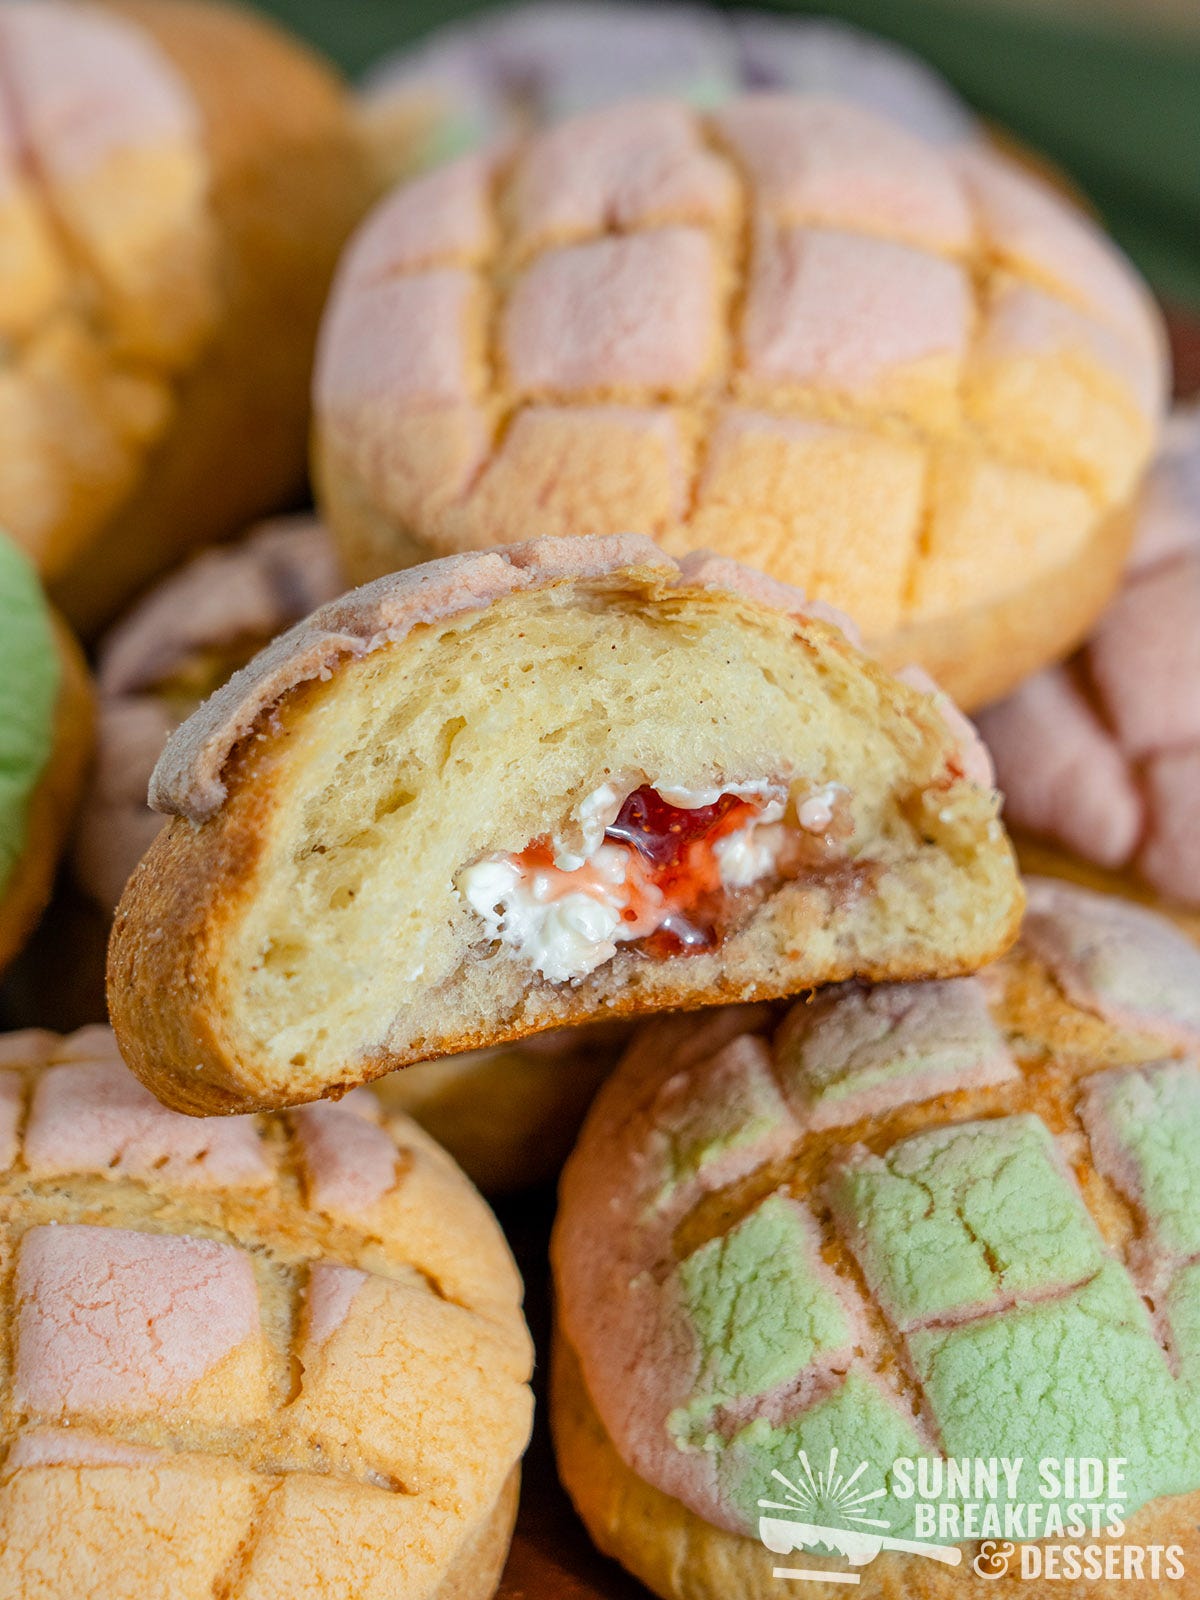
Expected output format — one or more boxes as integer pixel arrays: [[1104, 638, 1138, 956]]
[[189, 574, 1017, 1095]]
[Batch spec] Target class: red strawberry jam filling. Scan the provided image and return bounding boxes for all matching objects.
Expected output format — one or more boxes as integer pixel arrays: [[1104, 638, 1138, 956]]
[[603, 785, 762, 955], [460, 779, 854, 981]]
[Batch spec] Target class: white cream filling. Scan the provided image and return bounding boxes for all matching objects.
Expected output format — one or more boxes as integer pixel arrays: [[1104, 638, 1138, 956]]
[[551, 782, 621, 872], [459, 779, 803, 982], [712, 820, 784, 889], [461, 842, 646, 983]]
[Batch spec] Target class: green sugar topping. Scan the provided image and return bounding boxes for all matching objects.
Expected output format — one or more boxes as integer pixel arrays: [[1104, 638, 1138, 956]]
[[828, 1115, 1103, 1330], [671, 1195, 852, 1438], [1082, 1063, 1200, 1259], [1166, 1261, 1200, 1403], [721, 1371, 926, 1537], [910, 1263, 1199, 1510], [1171, 1260, 1200, 1452], [0, 534, 60, 899]]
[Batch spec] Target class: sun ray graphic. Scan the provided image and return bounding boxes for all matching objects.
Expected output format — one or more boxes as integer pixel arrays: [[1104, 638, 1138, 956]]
[[769, 1451, 891, 1529]]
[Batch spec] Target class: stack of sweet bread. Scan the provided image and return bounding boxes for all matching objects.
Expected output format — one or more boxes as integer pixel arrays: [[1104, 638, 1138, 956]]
[[1, 5, 1196, 1597]]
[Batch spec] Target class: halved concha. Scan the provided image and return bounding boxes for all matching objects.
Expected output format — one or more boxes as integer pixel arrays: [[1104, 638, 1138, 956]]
[[107, 533, 1020, 1116]]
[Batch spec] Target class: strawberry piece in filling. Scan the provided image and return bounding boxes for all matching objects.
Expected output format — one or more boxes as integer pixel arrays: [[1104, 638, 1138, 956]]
[[603, 785, 760, 956], [460, 780, 846, 981]]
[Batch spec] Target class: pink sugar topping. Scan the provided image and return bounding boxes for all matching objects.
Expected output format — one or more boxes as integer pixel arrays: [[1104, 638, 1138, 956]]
[[294, 1101, 398, 1220], [0, 1, 198, 183], [304, 1261, 370, 1350], [24, 1053, 271, 1190], [14, 1225, 261, 1417]]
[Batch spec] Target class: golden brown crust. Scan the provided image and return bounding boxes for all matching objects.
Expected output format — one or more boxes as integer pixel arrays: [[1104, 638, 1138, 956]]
[[552, 1331, 1200, 1600], [107, 768, 274, 1116], [0, 619, 93, 973], [49, 0, 373, 633], [874, 495, 1136, 711]]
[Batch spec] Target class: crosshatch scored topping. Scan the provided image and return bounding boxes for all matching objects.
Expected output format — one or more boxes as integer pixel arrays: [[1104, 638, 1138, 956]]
[[557, 886, 1200, 1542], [318, 95, 1162, 636], [0, 1027, 532, 1594]]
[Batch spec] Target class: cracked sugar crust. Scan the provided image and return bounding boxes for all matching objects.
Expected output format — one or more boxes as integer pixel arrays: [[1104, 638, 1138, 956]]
[[980, 404, 1200, 910], [0, 1026, 533, 1600], [554, 880, 1200, 1544], [0, 0, 219, 580], [316, 93, 1165, 671]]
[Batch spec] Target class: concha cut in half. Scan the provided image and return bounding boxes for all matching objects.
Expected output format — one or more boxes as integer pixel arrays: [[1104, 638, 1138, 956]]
[[107, 534, 1020, 1115], [315, 92, 1166, 707], [73, 514, 621, 1193], [553, 878, 1200, 1600]]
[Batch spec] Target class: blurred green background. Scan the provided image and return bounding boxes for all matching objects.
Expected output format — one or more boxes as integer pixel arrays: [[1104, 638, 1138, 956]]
[[250, 0, 1200, 310]]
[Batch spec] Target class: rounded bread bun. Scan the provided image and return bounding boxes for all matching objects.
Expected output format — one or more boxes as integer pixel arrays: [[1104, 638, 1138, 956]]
[[551, 1329, 1196, 1600], [357, 3, 975, 190], [980, 404, 1200, 911], [74, 515, 344, 915], [315, 92, 1164, 708], [553, 876, 1200, 1599], [73, 515, 620, 1193], [107, 533, 1021, 1115], [0, 1023, 533, 1600], [0, 0, 371, 630]]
